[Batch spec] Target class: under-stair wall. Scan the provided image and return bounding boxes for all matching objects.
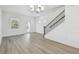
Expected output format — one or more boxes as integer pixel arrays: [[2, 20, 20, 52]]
[[45, 6, 79, 48]]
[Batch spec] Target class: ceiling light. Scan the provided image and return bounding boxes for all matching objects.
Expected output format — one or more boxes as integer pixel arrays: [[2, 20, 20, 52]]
[[30, 5, 45, 13]]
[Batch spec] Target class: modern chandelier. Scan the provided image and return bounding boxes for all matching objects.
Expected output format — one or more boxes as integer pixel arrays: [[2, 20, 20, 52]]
[[30, 5, 45, 13]]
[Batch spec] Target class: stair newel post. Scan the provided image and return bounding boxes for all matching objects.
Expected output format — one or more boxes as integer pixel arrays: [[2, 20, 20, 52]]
[[43, 26, 46, 38]]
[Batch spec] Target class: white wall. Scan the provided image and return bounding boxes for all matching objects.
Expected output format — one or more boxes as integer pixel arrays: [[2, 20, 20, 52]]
[[2, 11, 36, 37], [45, 6, 79, 48], [36, 7, 64, 34], [0, 8, 2, 45]]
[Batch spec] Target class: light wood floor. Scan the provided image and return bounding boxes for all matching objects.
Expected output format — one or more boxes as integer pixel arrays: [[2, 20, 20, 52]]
[[0, 33, 79, 54]]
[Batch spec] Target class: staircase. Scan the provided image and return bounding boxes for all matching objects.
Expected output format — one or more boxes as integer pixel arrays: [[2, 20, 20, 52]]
[[43, 9, 65, 37]]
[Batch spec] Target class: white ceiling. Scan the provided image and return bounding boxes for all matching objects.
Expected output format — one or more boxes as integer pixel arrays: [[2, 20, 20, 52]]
[[0, 5, 64, 17]]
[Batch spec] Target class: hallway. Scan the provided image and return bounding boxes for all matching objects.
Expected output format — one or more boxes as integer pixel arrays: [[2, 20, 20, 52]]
[[0, 33, 79, 54]]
